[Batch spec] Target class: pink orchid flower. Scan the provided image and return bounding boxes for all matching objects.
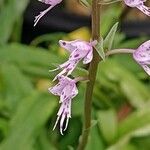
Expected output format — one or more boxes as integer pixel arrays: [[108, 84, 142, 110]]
[[51, 40, 96, 81], [48, 75, 78, 135], [124, 0, 150, 16], [133, 40, 150, 75], [34, 0, 63, 26]]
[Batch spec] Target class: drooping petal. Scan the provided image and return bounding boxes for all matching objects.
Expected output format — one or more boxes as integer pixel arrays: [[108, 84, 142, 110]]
[[83, 49, 93, 64], [124, 0, 145, 7], [123, 0, 150, 17], [38, 0, 62, 5], [69, 48, 88, 61], [60, 82, 76, 102], [66, 61, 78, 76], [34, 6, 54, 26], [53, 99, 72, 135], [53, 69, 68, 81], [48, 75, 70, 95], [137, 4, 150, 16], [60, 113, 66, 135], [71, 84, 78, 98], [52, 59, 80, 81], [141, 65, 150, 75], [53, 104, 64, 131], [48, 82, 65, 96], [64, 100, 71, 131], [34, 0, 62, 26]]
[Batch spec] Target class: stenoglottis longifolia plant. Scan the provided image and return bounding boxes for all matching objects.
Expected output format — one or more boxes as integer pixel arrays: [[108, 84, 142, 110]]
[[34, 0, 150, 149]]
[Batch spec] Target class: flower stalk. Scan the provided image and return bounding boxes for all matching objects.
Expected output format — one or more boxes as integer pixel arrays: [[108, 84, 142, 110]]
[[77, 0, 101, 149], [106, 49, 135, 56]]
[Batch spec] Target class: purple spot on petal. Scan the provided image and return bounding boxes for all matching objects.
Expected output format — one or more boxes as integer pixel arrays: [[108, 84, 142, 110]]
[[74, 54, 79, 58], [62, 42, 66, 45]]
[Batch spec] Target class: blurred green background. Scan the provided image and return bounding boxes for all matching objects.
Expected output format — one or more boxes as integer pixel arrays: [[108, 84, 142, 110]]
[[0, 0, 150, 150]]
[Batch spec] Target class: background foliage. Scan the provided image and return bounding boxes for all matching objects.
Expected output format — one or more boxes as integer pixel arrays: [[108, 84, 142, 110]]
[[0, 0, 150, 150]]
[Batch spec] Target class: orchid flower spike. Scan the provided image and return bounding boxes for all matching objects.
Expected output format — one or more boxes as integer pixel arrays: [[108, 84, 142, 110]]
[[124, 0, 150, 16], [34, 0, 63, 26], [48, 75, 78, 135], [50, 40, 97, 81], [133, 40, 150, 76]]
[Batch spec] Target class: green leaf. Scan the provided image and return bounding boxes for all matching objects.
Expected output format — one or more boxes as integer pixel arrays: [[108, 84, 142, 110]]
[[98, 60, 150, 108], [0, 0, 29, 44], [72, 67, 89, 77], [0, 63, 33, 110], [86, 125, 105, 150], [0, 92, 57, 150], [107, 107, 150, 150], [103, 22, 119, 51], [79, 0, 91, 7], [97, 109, 118, 144], [0, 43, 61, 79], [95, 38, 105, 60]]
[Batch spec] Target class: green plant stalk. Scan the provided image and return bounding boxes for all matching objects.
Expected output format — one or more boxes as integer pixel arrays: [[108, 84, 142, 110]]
[[77, 0, 101, 149], [106, 49, 134, 56]]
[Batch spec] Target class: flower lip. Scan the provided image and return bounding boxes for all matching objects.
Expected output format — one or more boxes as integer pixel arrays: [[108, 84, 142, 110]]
[[49, 75, 78, 134]]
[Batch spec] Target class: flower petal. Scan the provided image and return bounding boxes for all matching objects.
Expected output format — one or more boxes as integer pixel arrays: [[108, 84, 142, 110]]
[[137, 4, 150, 16], [34, 0, 62, 26], [71, 84, 78, 98], [133, 40, 150, 64], [141, 65, 150, 75], [51, 76, 77, 133], [69, 49, 88, 61], [124, 0, 146, 7], [83, 49, 93, 64], [49, 76, 70, 95], [60, 113, 66, 135], [60, 83, 75, 102], [34, 6, 53, 26], [59, 40, 80, 53]]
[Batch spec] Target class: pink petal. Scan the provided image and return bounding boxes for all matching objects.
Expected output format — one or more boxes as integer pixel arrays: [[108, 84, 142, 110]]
[[71, 84, 78, 98], [53, 69, 68, 81], [83, 49, 93, 64], [48, 76, 70, 95], [133, 40, 150, 64], [141, 65, 150, 76], [53, 60, 79, 81], [53, 103, 64, 131], [69, 49, 88, 61], [59, 40, 80, 53], [60, 113, 66, 135], [39, 0, 62, 5], [34, 0, 62, 26], [137, 4, 150, 16], [124, 0, 146, 7], [60, 84, 75, 102], [34, 6, 53, 26], [64, 101, 72, 131]]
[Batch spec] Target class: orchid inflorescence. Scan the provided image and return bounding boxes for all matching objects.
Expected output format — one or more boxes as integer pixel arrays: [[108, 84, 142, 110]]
[[34, 0, 150, 135]]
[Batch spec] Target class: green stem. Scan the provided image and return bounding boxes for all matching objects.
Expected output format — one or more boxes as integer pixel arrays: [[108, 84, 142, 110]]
[[106, 49, 135, 56], [77, 1, 101, 150]]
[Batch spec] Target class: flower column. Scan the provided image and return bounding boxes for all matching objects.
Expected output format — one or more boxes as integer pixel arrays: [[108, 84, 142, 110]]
[[77, 0, 101, 149]]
